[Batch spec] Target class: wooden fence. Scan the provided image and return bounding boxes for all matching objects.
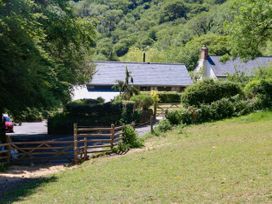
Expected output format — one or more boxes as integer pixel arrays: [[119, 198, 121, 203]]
[[0, 124, 124, 165], [73, 124, 123, 164]]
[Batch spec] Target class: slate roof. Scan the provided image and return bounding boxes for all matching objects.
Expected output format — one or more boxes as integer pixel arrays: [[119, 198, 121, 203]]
[[208, 56, 272, 77], [89, 62, 193, 87]]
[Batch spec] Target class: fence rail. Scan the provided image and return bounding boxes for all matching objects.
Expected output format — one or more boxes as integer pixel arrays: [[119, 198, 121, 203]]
[[0, 124, 124, 165]]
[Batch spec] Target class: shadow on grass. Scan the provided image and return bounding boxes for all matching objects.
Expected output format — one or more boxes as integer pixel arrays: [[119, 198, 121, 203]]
[[0, 176, 57, 203]]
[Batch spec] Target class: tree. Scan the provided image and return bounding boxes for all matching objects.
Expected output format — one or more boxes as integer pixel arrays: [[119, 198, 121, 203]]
[[228, 0, 272, 59], [113, 67, 139, 100], [0, 0, 96, 125], [160, 0, 188, 23]]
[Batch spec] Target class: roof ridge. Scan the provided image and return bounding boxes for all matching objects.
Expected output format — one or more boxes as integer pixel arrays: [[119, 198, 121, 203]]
[[94, 61, 185, 66], [209, 55, 272, 59]]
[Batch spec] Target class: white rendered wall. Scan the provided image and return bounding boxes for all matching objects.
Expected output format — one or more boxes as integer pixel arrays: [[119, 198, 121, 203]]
[[72, 86, 119, 102]]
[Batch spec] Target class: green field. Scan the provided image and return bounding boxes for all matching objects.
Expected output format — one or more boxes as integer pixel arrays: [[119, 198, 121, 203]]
[[2, 111, 272, 203]]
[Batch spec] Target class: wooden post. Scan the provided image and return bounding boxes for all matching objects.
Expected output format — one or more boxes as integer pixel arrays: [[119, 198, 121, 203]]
[[153, 101, 157, 121], [73, 123, 78, 164], [150, 116, 154, 134], [6, 136, 12, 163], [84, 136, 88, 160], [110, 124, 115, 150]]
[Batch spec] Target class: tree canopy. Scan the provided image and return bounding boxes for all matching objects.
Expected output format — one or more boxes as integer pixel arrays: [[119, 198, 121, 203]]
[[228, 0, 272, 59], [0, 0, 95, 116], [73, 0, 232, 69]]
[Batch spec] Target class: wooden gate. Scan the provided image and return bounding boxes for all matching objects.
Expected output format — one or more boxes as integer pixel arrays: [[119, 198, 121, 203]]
[[0, 125, 124, 165], [73, 124, 123, 164], [8, 140, 74, 163]]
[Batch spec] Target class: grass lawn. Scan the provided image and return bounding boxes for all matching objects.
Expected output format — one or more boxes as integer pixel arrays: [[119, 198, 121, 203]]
[[2, 111, 272, 203]]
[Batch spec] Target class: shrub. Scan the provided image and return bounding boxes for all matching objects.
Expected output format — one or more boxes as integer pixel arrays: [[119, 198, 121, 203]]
[[112, 143, 130, 154], [155, 119, 172, 133], [167, 95, 260, 126], [181, 80, 243, 107], [122, 125, 143, 148], [131, 94, 154, 110], [16, 107, 44, 122], [244, 79, 272, 108], [166, 110, 183, 125], [67, 98, 104, 107], [48, 102, 139, 135], [121, 102, 141, 124], [158, 92, 182, 103]]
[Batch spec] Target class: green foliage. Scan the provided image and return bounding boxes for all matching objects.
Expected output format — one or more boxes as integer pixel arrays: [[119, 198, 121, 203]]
[[166, 110, 183, 125], [226, 72, 252, 87], [228, 0, 272, 59], [131, 94, 154, 110], [169, 96, 259, 125], [67, 98, 105, 107], [48, 101, 138, 135], [112, 142, 130, 154], [0, 0, 95, 117], [16, 108, 44, 122], [244, 79, 272, 108], [113, 67, 139, 100], [155, 119, 172, 133], [158, 92, 182, 103], [177, 33, 230, 70], [181, 80, 243, 107], [121, 102, 141, 124], [73, 0, 233, 67], [122, 125, 143, 148], [160, 0, 188, 23]]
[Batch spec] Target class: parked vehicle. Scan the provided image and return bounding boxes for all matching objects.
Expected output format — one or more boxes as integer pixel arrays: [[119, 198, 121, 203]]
[[2, 114, 14, 133]]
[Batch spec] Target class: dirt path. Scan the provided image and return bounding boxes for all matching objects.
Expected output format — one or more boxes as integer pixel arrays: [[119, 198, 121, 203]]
[[0, 120, 162, 199]]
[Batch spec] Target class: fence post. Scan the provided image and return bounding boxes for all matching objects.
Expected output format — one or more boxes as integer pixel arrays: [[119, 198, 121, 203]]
[[73, 123, 79, 164], [84, 136, 88, 160], [153, 101, 157, 120], [110, 124, 115, 150], [6, 136, 12, 163], [150, 116, 154, 134]]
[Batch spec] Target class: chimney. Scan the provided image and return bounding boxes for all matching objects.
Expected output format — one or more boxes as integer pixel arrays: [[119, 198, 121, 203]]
[[143, 52, 146, 63], [200, 46, 208, 60]]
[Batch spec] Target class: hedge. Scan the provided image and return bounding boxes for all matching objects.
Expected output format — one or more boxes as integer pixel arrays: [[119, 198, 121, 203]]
[[166, 96, 260, 125], [48, 101, 153, 135], [181, 80, 243, 107], [131, 94, 154, 110], [158, 92, 182, 103], [244, 79, 272, 108]]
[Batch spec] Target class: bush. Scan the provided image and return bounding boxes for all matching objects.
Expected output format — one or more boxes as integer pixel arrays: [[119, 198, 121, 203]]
[[131, 94, 154, 110], [166, 110, 183, 125], [122, 125, 143, 148], [155, 119, 172, 133], [181, 80, 243, 107], [158, 92, 182, 103], [16, 107, 44, 122], [244, 79, 272, 108], [166, 95, 260, 125], [67, 98, 105, 107], [48, 101, 139, 135]]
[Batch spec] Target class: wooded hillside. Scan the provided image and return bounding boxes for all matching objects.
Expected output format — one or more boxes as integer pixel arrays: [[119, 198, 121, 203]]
[[72, 0, 231, 70], [73, 0, 272, 71]]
